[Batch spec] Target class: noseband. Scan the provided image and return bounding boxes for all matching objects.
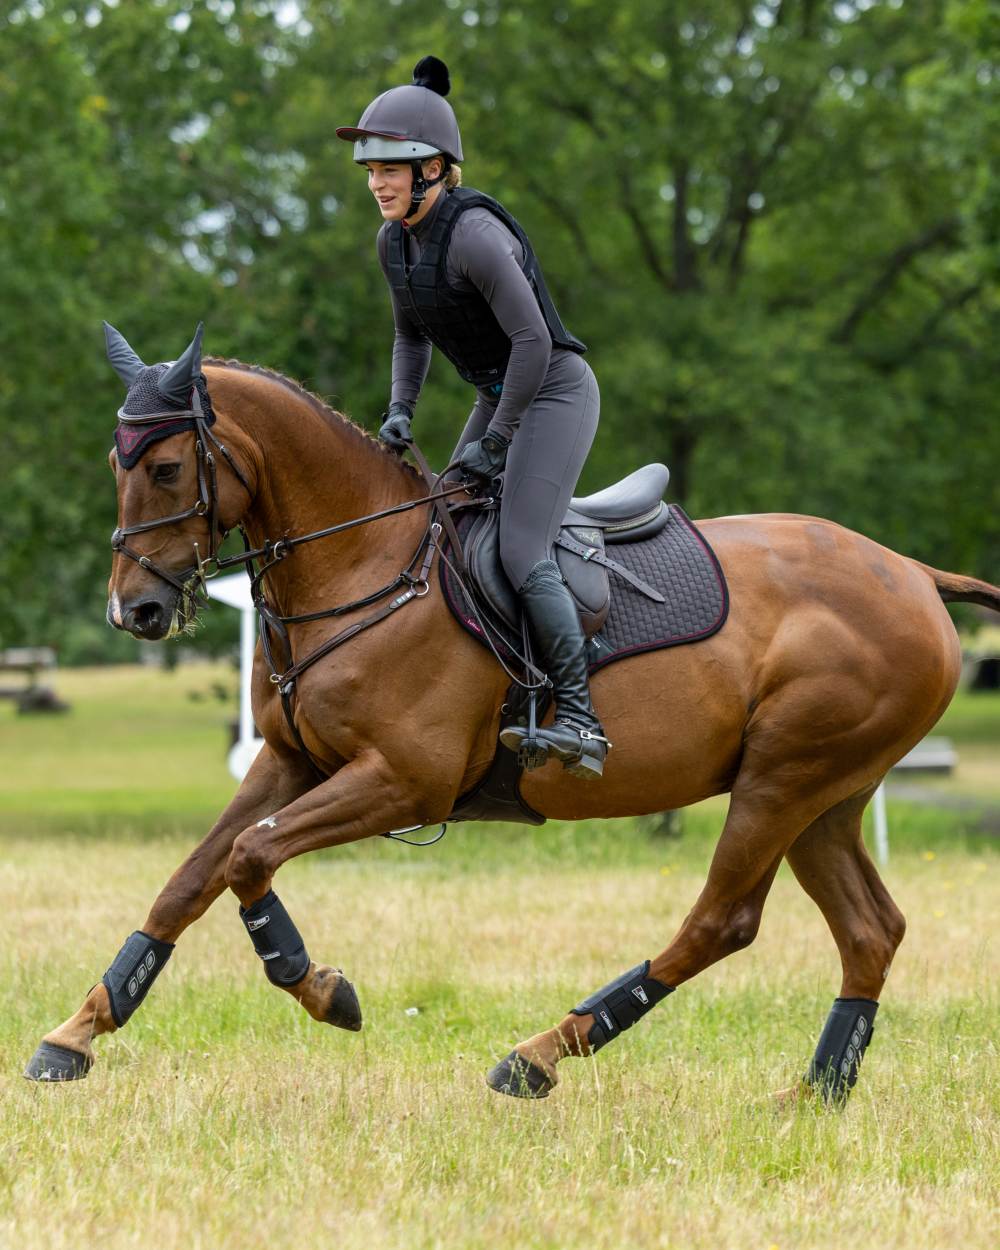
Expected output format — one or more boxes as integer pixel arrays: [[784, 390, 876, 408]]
[[111, 387, 252, 601]]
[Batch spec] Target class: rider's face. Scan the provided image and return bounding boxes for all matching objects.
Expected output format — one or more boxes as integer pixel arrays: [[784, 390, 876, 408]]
[[365, 159, 442, 222], [366, 161, 413, 221]]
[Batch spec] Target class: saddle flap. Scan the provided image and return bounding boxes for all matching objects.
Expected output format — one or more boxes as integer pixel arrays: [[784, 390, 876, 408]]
[[464, 507, 609, 639]]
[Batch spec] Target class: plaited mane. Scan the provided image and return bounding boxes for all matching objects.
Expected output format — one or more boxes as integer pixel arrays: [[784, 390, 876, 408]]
[[203, 358, 422, 480]]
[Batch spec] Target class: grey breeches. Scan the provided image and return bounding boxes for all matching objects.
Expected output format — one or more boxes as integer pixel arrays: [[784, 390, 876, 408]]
[[450, 360, 600, 591]]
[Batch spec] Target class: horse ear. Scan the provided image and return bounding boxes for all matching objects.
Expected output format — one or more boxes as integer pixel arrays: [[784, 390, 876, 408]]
[[103, 321, 146, 388], [157, 322, 204, 407]]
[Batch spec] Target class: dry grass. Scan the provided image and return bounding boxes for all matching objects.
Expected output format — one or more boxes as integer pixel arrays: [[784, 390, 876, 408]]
[[2, 668, 998, 1249], [4, 831, 998, 1250]]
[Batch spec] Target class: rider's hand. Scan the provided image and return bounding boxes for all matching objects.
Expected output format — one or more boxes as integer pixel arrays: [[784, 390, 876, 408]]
[[378, 401, 414, 453], [458, 430, 511, 485]]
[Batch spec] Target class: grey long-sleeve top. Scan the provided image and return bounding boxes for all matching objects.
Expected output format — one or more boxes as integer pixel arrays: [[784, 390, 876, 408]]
[[376, 192, 575, 442]]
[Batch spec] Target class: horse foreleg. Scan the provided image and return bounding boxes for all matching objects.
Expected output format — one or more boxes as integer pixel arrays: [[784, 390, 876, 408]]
[[487, 787, 811, 1099], [221, 747, 433, 1032], [778, 789, 907, 1104], [24, 746, 315, 1082]]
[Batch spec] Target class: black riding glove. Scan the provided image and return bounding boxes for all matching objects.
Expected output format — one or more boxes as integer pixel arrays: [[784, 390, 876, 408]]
[[458, 430, 511, 485], [378, 402, 414, 453]]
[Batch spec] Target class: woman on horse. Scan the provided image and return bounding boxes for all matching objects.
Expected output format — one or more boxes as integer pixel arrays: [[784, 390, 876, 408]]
[[337, 56, 610, 780]]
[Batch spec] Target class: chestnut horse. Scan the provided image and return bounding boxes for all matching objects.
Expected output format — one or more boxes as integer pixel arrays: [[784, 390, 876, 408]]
[[25, 344, 1000, 1101]]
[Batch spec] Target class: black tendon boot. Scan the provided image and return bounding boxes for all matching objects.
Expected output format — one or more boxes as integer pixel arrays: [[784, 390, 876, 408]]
[[499, 559, 611, 779]]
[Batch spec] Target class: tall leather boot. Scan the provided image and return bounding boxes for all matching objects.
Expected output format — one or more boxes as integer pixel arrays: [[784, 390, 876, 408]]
[[499, 559, 611, 779]]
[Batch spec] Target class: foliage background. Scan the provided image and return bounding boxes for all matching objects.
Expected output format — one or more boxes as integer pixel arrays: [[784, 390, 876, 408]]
[[1, 0, 997, 661]]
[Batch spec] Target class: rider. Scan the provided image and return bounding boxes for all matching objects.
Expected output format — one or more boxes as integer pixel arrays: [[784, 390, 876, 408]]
[[337, 56, 610, 780]]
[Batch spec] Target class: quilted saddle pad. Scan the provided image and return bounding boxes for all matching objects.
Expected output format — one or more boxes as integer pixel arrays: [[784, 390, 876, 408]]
[[439, 504, 729, 672]]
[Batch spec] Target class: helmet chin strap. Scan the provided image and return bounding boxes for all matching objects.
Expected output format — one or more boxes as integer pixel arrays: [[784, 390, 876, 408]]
[[405, 159, 448, 221]]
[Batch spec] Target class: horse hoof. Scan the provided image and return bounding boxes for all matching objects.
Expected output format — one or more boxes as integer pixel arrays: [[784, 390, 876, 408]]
[[24, 1041, 93, 1083], [324, 971, 363, 1032], [485, 1049, 554, 1099]]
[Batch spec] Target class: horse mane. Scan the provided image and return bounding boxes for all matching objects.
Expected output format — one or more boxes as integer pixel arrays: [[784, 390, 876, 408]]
[[203, 356, 422, 481]]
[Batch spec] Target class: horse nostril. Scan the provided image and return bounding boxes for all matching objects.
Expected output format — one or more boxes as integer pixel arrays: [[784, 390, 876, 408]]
[[136, 601, 163, 633], [124, 600, 165, 637]]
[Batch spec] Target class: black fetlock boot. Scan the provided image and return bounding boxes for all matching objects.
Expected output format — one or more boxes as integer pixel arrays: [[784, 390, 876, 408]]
[[499, 559, 611, 779]]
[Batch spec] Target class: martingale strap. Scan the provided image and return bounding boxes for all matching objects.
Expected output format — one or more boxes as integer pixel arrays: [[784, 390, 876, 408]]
[[257, 523, 441, 782], [112, 372, 482, 786]]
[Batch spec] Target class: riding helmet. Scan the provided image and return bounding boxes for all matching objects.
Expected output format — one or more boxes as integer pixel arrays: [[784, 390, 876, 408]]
[[336, 55, 464, 164]]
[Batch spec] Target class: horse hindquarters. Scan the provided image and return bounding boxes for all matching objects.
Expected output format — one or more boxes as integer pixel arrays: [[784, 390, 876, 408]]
[[490, 535, 963, 1100]]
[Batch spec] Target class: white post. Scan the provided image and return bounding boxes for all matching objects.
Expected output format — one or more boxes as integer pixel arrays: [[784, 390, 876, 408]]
[[206, 573, 265, 782], [872, 782, 889, 866], [239, 605, 256, 748]]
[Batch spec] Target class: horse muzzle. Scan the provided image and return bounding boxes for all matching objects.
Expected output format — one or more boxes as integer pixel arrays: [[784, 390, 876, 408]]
[[113, 590, 178, 640]]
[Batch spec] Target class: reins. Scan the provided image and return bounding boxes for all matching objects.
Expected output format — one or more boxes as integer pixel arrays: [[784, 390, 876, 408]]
[[113, 396, 548, 793]]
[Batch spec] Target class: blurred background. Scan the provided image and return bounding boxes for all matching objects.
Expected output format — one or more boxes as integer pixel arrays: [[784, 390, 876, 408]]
[[1, 0, 997, 666]]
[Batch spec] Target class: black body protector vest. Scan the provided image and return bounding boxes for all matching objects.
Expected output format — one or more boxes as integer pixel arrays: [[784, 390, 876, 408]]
[[386, 187, 587, 389]]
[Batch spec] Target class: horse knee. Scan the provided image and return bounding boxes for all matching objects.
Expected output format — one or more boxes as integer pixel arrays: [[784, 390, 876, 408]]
[[225, 831, 274, 897], [687, 899, 762, 959], [882, 900, 906, 952], [723, 900, 763, 952], [843, 912, 904, 986]]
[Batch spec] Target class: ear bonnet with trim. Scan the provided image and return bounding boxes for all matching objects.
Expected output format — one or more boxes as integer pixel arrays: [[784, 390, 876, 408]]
[[104, 322, 215, 469]]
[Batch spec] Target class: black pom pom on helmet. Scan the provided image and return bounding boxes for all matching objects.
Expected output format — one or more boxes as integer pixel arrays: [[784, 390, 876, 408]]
[[412, 55, 451, 97]]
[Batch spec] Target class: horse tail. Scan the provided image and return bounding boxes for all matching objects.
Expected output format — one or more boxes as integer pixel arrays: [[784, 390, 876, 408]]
[[910, 560, 1000, 612]]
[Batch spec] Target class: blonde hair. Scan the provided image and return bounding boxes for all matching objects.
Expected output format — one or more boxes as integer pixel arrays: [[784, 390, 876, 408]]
[[422, 157, 462, 189]]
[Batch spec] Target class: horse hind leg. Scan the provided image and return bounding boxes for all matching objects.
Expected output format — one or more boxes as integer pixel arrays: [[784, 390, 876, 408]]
[[486, 785, 814, 1099], [781, 787, 906, 1103]]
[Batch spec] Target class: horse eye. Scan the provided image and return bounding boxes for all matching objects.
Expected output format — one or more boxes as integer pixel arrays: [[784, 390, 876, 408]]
[[152, 463, 181, 484]]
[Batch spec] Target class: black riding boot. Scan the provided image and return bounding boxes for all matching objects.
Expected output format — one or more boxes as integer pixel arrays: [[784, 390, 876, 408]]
[[499, 559, 611, 779]]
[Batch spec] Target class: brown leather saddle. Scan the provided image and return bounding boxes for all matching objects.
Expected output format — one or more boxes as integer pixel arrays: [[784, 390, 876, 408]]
[[457, 462, 671, 640]]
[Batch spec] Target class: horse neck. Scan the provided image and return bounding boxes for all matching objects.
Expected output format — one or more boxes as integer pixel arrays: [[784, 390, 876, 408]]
[[210, 367, 425, 611]]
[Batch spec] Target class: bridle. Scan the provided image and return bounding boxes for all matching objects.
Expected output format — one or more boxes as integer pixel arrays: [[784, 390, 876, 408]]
[[111, 388, 546, 802], [111, 387, 252, 604], [110, 388, 475, 783]]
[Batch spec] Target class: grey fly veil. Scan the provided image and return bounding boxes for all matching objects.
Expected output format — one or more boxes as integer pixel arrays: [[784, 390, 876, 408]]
[[105, 322, 215, 468]]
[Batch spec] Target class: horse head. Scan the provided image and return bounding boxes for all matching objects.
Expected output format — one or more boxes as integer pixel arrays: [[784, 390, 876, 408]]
[[104, 322, 250, 640]]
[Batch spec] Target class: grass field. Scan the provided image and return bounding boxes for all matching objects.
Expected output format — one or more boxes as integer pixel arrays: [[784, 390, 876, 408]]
[[2, 666, 998, 1250]]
